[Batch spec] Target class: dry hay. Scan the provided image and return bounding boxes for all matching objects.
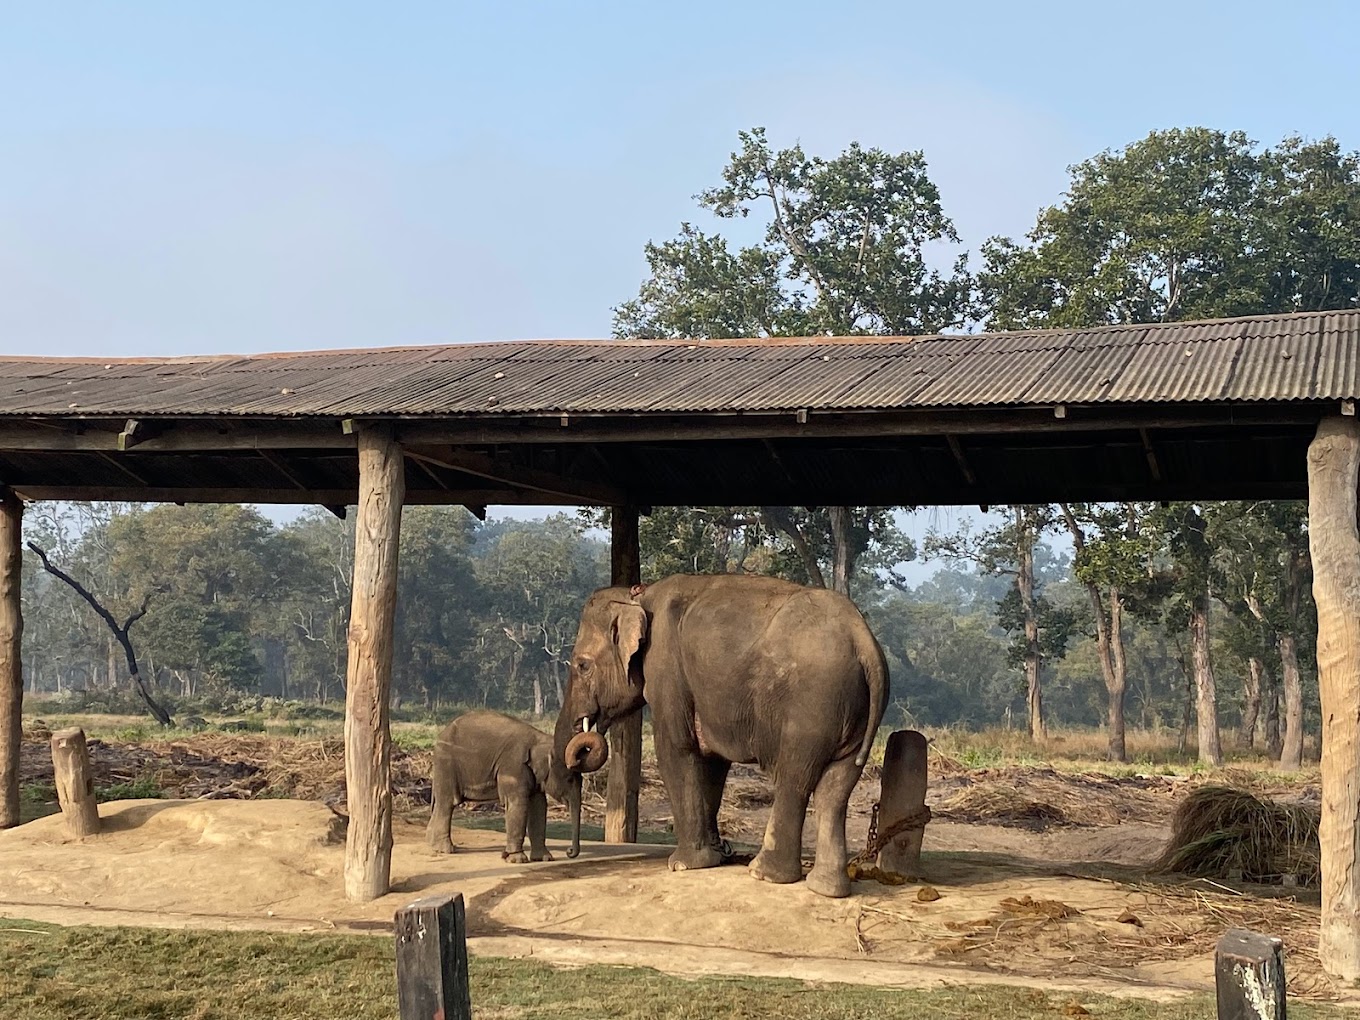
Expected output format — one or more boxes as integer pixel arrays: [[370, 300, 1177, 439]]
[[934, 769, 1173, 828], [1153, 785, 1320, 887]]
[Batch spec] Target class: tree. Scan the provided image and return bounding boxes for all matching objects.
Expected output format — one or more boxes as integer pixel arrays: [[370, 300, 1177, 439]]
[[613, 127, 966, 597], [1059, 503, 1158, 762], [926, 507, 1074, 740]]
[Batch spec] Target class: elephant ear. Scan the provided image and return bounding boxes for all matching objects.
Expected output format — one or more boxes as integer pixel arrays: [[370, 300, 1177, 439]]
[[611, 601, 648, 683], [528, 741, 552, 786]]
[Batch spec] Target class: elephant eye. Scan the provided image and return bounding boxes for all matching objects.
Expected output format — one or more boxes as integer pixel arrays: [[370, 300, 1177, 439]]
[[577, 659, 592, 674]]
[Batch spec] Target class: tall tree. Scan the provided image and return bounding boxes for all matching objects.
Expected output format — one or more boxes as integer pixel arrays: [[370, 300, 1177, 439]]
[[614, 127, 967, 596]]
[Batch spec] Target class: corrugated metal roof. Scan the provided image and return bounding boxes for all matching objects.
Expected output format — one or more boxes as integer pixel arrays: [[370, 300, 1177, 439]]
[[1, 310, 1358, 419]]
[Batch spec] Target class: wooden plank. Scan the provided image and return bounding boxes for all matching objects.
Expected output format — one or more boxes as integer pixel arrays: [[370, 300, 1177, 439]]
[[1308, 415, 1360, 980], [50, 728, 100, 837], [605, 504, 642, 844], [1215, 928, 1286, 1020], [7, 486, 552, 506], [875, 730, 929, 879], [405, 446, 625, 505], [0, 406, 1323, 451], [344, 426, 405, 902], [0, 489, 20, 829], [394, 893, 472, 1020]]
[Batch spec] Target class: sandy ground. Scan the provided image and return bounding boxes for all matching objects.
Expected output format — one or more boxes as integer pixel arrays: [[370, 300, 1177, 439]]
[[0, 796, 1343, 1004]]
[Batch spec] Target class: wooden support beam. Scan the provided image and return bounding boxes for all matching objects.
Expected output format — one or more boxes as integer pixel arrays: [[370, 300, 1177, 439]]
[[945, 435, 976, 486], [1215, 928, 1286, 1020], [463, 504, 487, 521], [51, 728, 100, 837], [257, 450, 310, 491], [606, 504, 642, 844], [0, 489, 21, 829], [1139, 428, 1164, 483], [395, 893, 471, 1020], [6, 485, 549, 505], [117, 419, 150, 451], [95, 451, 150, 486], [325, 505, 348, 520], [405, 446, 624, 505], [344, 426, 405, 902], [1308, 415, 1360, 979]]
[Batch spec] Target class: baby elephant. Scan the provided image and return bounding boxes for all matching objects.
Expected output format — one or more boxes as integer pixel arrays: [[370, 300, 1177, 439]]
[[426, 709, 583, 863]]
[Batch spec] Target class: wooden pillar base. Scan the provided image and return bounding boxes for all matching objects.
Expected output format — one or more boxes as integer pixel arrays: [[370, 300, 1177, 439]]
[[51, 727, 100, 837], [875, 730, 929, 879], [395, 893, 471, 1020]]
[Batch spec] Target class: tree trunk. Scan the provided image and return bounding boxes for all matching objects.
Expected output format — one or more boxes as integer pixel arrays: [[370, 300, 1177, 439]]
[[760, 507, 826, 589], [532, 672, 545, 717], [606, 505, 642, 844], [1264, 665, 1283, 757], [1016, 513, 1045, 741], [0, 491, 23, 830], [1279, 632, 1305, 770], [828, 506, 853, 597], [1242, 656, 1264, 750], [1306, 415, 1360, 980], [343, 427, 405, 902], [1107, 588, 1128, 762], [1190, 593, 1223, 765]]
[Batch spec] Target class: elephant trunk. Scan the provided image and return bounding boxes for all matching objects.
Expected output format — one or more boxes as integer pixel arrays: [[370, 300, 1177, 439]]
[[565, 729, 608, 773], [566, 775, 582, 859]]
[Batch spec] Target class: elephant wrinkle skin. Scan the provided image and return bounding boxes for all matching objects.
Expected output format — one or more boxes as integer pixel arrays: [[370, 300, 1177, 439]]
[[556, 574, 889, 898], [427, 709, 582, 863]]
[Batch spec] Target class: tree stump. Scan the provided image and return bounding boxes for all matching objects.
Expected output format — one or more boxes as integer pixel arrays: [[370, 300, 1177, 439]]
[[875, 729, 929, 879], [50, 727, 100, 836]]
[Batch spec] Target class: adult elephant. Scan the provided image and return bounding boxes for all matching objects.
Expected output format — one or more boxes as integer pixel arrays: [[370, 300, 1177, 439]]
[[555, 574, 888, 898]]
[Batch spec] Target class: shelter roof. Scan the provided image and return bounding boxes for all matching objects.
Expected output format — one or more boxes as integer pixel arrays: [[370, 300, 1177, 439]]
[[0, 310, 1355, 509]]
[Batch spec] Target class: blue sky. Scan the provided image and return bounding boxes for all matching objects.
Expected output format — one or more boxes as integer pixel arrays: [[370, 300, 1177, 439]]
[[1, 2, 1352, 559]]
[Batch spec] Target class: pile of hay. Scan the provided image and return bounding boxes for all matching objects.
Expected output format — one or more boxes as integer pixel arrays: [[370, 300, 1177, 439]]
[[937, 783, 1068, 827], [1154, 785, 1320, 886]]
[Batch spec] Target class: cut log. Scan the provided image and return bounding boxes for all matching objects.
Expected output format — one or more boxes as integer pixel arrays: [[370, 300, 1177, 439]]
[[50, 728, 100, 837], [344, 427, 405, 902], [0, 489, 21, 829], [1307, 415, 1360, 980], [395, 893, 471, 1020], [875, 730, 930, 879], [606, 505, 642, 844]]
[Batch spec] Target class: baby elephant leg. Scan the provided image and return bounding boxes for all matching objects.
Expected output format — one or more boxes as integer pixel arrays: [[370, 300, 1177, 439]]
[[426, 772, 460, 854], [500, 775, 532, 864], [527, 790, 553, 862]]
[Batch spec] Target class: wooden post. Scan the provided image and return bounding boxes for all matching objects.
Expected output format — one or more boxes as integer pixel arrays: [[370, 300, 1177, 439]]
[[395, 892, 471, 1020], [344, 427, 405, 902], [606, 505, 642, 844], [50, 727, 100, 836], [1308, 416, 1360, 980], [0, 489, 22, 830], [876, 730, 929, 879], [1215, 928, 1286, 1020]]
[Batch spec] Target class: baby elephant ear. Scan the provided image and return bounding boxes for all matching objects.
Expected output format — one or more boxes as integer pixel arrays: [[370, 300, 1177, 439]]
[[611, 601, 648, 680], [529, 742, 552, 785]]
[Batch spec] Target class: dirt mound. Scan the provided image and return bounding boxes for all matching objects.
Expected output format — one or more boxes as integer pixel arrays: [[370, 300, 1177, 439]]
[[932, 768, 1178, 829]]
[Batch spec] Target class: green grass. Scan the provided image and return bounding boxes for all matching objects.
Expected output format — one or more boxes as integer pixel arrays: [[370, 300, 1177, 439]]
[[6, 917, 1336, 1020]]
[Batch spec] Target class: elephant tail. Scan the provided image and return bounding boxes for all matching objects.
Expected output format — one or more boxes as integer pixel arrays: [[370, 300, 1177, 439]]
[[854, 629, 890, 768]]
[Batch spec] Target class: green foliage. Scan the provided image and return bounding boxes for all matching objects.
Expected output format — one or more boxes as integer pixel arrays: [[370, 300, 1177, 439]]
[[96, 775, 161, 801]]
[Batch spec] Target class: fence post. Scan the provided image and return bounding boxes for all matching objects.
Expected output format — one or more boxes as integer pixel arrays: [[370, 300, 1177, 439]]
[[1215, 928, 1286, 1020], [876, 729, 929, 879], [395, 892, 471, 1020], [51, 727, 100, 837]]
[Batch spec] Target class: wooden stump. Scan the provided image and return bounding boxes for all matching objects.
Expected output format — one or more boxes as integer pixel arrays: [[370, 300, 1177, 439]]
[[605, 505, 641, 844], [875, 730, 929, 879], [1307, 416, 1360, 980], [51, 728, 100, 836], [395, 892, 471, 1020], [0, 489, 21, 830], [1215, 928, 1286, 1020], [344, 427, 405, 902]]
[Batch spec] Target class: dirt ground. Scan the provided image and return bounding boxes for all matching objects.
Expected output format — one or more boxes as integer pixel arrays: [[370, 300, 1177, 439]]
[[3, 732, 1344, 1005]]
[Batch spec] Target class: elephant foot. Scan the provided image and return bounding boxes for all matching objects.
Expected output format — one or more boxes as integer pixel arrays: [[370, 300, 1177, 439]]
[[530, 850, 555, 863], [503, 850, 531, 864], [668, 845, 725, 872], [805, 862, 852, 898], [748, 849, 803, 885]]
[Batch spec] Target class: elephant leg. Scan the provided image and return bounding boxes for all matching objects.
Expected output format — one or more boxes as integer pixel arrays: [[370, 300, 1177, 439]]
[[749, 773, 813, 885], [501, 777, 531, 864], [426, 773, 459, 854], [805, 755, 862, 898], [527, 790, 553, 862], [656, 741, 725, 872], [699, 756, 732, 858]]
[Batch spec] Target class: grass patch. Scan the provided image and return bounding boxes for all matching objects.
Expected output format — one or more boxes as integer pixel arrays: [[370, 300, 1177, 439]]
[[6, 918, 1334, 1020], [95, 775, 163, 802]]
